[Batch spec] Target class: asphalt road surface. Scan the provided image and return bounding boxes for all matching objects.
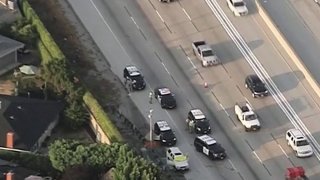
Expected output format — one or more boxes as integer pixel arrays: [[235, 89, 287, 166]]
[[66, 0, 320, 179], [259, 0, 320, 86]]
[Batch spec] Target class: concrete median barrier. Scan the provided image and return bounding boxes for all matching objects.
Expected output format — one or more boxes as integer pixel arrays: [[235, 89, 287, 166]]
[[255, 0, 320, 98]]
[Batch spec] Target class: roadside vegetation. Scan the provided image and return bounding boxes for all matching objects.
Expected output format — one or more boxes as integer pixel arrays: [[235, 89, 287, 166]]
[[0, 0, 159, 179]]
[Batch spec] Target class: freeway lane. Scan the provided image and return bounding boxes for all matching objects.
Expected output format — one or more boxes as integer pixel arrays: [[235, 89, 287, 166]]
[[136, 0, 320, 179], [259, 0, 320, 92], [65, 0, 320, 179], [66, 0, 261, 179]]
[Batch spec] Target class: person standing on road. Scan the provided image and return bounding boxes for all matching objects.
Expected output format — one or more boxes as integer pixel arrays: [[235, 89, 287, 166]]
[[126, 78, 132, 92], [149, 91, 153, 104], [189, 120, 195, 133]]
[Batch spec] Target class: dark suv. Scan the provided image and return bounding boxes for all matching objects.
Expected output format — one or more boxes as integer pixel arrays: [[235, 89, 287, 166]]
[[123, 65, 146, 90], [154, 87, 176, 109], [194, 135, 226, 160], [187, 109, 211, 134], [245, 75, 268, 98], [153, 120, 177, 146]]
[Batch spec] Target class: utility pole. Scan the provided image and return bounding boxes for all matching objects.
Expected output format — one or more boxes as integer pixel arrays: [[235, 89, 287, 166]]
[[148, 109, 154, 144]]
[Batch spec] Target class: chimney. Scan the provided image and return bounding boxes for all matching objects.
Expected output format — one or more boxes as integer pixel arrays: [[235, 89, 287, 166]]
[[6, 172, 14, 180], [6, 132, 14, 149]]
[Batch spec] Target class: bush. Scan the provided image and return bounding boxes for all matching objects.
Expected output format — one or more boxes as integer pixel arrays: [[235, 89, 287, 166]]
[[83, 91, 123, 143]]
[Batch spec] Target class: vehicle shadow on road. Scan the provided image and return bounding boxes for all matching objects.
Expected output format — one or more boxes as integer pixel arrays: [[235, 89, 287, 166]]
[[247, 39, 264, 51], [270, 70, 304, 93], [210, 40, 244, 64]]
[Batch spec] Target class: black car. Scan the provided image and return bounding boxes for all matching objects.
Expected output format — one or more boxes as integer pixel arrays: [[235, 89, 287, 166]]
[[187, 109, 211, 134], [245, 75, 268, 98], [194, 135, 226, 160], [154, 120, 177, 146], [154, 87, 176, 109], [123, 65, 146, 90]]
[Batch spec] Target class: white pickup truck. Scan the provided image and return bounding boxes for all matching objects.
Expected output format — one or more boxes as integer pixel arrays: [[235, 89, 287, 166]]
[[192, 41, 219, 67], [234, 102, 260, 131]]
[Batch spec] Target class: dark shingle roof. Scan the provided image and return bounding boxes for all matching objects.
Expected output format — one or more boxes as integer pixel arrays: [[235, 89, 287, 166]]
[[0, 94, 64, 151], [0, 35, 24, 58]]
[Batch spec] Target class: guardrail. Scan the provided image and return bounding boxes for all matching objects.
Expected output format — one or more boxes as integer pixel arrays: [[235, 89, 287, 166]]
[[255, 0, 320, 100]]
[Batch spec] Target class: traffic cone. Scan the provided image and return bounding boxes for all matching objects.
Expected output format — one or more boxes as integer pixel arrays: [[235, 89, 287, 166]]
[[204, 82, 208, 88]]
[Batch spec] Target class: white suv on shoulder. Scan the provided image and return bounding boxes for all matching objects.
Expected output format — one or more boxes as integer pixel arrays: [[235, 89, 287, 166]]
[[227, 0, 248, 16], [286, 129, 313, 157]]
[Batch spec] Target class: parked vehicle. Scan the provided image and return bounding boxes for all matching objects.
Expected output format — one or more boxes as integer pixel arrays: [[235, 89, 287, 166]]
[[245, 75, 268, 98], [159, 0, 173, 2], [192, 41, 219, 67], [234, 102, 260, 131], [154, 87, 177, 109], [285, 166, 307, 180], [153, 120, 177, 146], [123, 65, 146, 90], [186, 109, 211, 134], [286, 129, 313, 157], [166, 147, 189, 171], [227, 0, 248, 16], [194, 135, 226, 160]]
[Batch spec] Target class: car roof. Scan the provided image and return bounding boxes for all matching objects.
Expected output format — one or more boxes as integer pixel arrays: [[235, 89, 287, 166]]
[[233, 0, 244, 3], [158, 87, 171, 95], [248, 75, 262, 82], [125, 65, 141, 76], [168, 147, 182, 154], [288, 129, 306, 139], [197, 135, 216, 145], [190, 109, 206, 120], [156, 120, 171, 131]]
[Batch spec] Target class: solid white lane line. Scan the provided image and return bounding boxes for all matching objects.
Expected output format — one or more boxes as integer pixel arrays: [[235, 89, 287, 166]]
[[182, 8, 192, 21], [253, 151, 263, 163], [155, 10, 165, 22]]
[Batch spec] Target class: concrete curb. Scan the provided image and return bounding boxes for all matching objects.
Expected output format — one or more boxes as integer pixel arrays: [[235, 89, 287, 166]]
[[255, 0, 320, 98]]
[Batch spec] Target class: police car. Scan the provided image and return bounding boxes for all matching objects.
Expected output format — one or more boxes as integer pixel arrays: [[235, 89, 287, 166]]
[[153, 120, 177, 146], [154, 87, 177, 109], [187, 109, 211, 134], [194, 135, 226, 160], [166, 147, 189, 171], [123, 65, 146, 90]]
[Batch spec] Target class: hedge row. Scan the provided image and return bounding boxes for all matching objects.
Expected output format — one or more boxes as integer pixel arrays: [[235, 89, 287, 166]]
[[83, 92, 123, 142], [20, 0, 123, 142], [21, 0, 64, 61], [37, 40, 52, 64]]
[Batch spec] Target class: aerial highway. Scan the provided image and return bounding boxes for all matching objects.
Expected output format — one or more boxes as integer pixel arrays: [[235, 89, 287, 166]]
[[66, 0, 320, 179], [260, 0, 320, 86]]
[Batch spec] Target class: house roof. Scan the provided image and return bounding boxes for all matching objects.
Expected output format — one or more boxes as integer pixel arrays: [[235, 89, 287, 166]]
[[0, 159, 39, 180], [0, 35, 24, 58], [0, 94, 64, 151]]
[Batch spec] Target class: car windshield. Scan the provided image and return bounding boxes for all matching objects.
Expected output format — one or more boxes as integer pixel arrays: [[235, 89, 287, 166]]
[[245, 114, 257, 121], [196, 119, 210, 127], [161, 94, 174, 101], [202, 50, 213, 57], [208, 143, 224, 153], [234, 2, 244, 7], [131, 74, 143, 82], [162, 130, 175, 139], [297, 140, 309, 146]]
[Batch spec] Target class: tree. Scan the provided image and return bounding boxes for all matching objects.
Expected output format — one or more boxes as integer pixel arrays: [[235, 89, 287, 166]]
[[48, 140, 159, 179], [48, 139, 84, 171], [63, 101, 88, 129]]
